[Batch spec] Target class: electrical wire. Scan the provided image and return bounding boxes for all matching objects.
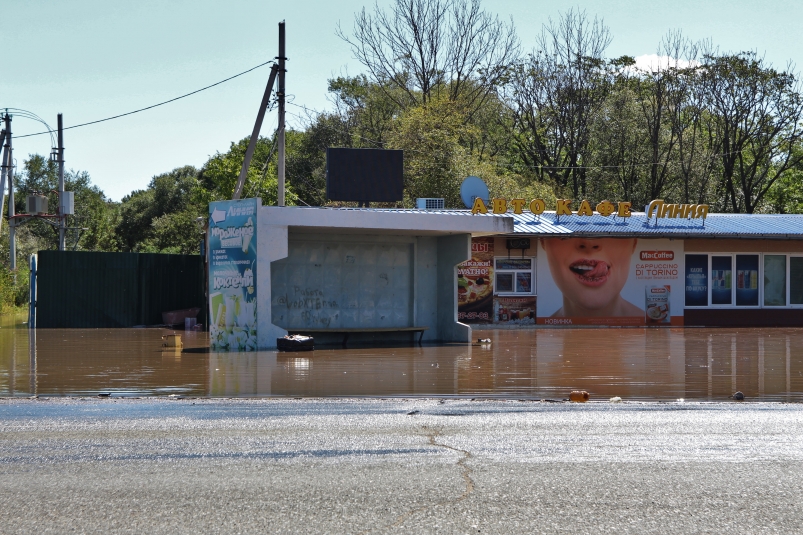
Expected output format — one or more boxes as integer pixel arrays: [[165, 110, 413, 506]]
[[1, 108, 57, 147], [8, 60, 276, 139]]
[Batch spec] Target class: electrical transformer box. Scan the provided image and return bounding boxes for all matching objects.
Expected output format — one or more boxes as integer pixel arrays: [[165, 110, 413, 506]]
[[27, 194, 48, 215], [60, 191, 74, 215]]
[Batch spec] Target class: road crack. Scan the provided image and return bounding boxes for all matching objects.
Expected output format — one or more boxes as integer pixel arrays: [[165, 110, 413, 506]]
[[359, 425, 475, 534]]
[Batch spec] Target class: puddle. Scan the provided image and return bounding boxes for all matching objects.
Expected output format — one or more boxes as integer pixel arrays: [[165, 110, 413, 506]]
[[1, 316, 802, 400]]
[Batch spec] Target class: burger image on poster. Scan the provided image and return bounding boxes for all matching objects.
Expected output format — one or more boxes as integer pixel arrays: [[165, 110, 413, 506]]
[[538, 237, 643, 318]]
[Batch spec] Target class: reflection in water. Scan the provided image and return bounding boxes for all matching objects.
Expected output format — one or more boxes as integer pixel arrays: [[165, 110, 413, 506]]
[[1, 318, 802, 400]]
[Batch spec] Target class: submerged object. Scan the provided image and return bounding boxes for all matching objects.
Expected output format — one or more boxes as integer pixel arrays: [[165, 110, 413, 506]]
[[278, 334, 314, 352], [569, 390, 589, 402], [162, 334, 183, 349]]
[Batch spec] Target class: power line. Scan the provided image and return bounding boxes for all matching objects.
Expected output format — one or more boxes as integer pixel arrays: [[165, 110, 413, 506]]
[[10, 60, 276, 139]]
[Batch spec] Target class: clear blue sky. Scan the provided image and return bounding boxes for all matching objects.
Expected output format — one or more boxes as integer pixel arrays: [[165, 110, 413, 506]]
[[2, 0, 801, 201]]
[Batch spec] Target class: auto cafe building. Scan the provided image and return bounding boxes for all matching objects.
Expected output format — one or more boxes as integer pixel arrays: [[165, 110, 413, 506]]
[[208, 197, 803, 351], [458, 198, 803, 329]]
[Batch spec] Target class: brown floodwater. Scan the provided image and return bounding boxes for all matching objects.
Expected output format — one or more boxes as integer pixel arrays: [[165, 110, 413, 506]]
[[1, 313, 802, 400]]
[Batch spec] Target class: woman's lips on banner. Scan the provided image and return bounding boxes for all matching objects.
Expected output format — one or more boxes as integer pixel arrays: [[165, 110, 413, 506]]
[[569, 259, 610, 286]]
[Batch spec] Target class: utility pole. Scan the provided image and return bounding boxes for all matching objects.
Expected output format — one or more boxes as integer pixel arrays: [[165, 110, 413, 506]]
[[277, 20, 286, 207], [232, 64, 279, 200], [57, 114, 66, 251], [8, 128, 15, 274], [0, 113, 10, 235]]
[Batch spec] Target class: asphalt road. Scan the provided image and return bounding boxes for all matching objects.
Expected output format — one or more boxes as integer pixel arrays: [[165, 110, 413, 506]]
[[1, 398, 802, 534]]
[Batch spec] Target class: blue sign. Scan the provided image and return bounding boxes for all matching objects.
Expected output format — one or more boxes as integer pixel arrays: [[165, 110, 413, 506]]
[[685, 254, 708, 306], [208, 198, 258, 351]]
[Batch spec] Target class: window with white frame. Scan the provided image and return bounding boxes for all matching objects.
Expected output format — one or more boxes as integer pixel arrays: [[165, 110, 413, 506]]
[[685, 253, 803, 308], [494, 257, 535, 295]]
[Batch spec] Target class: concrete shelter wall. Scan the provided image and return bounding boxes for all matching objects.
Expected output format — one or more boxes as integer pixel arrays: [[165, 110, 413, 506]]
[[415, 237, 439, 341], [437, 234, 472, 343], [256, 222, 289, 350]]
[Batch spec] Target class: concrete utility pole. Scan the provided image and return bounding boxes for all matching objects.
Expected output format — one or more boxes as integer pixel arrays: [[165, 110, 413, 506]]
[[232, 64, 279, 200], [277, 20, 286, 207], [57, 114, 66, 251], [8, 129, 15, 273], [0, 113, 10, 235]]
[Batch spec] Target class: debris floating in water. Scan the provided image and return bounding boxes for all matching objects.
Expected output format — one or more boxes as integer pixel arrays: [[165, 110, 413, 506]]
[[609, 396, 622, 403], [277, 334, 314, 352], [569, 390, 589, 402]]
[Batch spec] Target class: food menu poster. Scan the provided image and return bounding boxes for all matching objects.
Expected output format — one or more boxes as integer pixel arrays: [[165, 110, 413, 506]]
[[457, 237, 494, 324], [208, 198, 258, 351]]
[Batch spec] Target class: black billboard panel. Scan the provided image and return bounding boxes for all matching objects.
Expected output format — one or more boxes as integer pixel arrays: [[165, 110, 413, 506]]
[[326, 148, 404, 202]]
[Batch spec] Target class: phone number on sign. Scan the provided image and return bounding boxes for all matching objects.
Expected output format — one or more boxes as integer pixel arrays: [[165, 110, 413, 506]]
[[458, 312, 490, 320]]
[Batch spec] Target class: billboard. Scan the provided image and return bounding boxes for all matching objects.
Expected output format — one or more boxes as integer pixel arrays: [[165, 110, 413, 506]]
[[457, 237, 494, 324], [208, 198, 258, 351], [536, 238, 683, 326], [326, 148, 404, 202]]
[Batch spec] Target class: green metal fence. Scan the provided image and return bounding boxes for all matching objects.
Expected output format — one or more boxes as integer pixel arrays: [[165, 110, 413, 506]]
[[35, 251, 205, 328]]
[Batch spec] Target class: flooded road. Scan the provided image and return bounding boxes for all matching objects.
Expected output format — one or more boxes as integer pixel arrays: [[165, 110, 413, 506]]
[[1, 313, 802, 400]]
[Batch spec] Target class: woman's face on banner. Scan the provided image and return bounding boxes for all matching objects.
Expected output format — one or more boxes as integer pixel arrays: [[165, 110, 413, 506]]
[[542, 237, 637, 312]]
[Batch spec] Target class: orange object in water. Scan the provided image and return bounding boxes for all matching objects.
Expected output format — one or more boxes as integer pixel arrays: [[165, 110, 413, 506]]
[[569, 390, 589, 402]]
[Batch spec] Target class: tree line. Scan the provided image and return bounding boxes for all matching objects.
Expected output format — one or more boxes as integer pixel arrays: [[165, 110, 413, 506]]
[[4, 0, 803, 309]]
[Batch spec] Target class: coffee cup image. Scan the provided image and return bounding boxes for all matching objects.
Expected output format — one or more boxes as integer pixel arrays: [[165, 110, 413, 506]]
[[541, 237, 643, 318]]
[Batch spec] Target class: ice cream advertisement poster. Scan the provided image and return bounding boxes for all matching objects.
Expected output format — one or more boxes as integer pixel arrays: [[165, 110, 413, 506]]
[[208, 198, 259, 351], [536, 238, 684, 326]]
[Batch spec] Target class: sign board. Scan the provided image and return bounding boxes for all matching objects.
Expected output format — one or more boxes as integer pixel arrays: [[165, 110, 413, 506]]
[[208, 198, 258, 351], [536, 238, 684, 326], [457, 237, 494, 324]]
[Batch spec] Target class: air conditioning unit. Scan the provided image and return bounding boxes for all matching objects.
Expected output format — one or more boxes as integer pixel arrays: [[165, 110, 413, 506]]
[[416, 198, 445, 210]]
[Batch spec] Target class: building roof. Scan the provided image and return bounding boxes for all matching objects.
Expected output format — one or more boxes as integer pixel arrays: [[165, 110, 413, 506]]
[[360, 208, 803, 239], [508, 212, 803, 239]]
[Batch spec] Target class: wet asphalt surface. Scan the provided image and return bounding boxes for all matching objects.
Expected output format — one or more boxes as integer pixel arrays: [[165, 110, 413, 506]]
[[1, 398, 802, 534]]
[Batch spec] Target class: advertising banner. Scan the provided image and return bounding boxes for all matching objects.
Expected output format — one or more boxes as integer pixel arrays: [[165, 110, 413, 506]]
[[494, 296, 536, 325], [536, 238, 683, 326], [684, 254, 708, 306], [208, 198, 258, 351], [457, 237, 494, 324]]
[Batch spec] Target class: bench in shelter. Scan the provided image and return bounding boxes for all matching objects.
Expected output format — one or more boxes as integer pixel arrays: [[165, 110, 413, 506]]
[[287, 327, 429, 347]]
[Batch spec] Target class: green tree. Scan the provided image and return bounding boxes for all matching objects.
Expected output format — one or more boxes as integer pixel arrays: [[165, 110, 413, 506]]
[[199, 135, 293, 205], [703, 52, 803, 213], [117, 165, 206, 254]]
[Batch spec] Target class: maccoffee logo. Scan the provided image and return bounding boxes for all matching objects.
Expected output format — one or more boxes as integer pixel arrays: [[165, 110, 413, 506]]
[[650, 287, 668, 293], [640, 250, 674, 261]]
